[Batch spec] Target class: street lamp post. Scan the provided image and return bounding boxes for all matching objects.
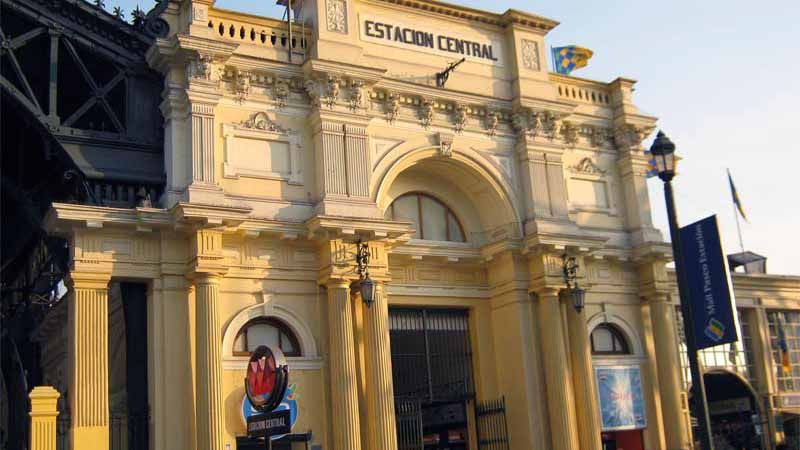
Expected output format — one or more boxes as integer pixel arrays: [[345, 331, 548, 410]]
[[650, 131, 714, 450]]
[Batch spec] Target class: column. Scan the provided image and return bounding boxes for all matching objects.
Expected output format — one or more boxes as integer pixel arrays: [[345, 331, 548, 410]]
[[746, 308, 779, 447], [362, 282, 398, 450], [194, 273, 224, 450], [565, 297, 602, 450], [649, 294, 690, 450], [536, 288, 580, 450], [327, 280, 363, 450], [29, 386, 60, 450], [68, 272, 111, 450]]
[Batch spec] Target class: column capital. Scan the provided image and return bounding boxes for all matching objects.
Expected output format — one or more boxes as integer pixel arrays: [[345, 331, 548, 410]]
[[187, 271, 223, 284], [533, 286, 562, 299], [66, 271, 111, 290], [29, 386, 60, 417]]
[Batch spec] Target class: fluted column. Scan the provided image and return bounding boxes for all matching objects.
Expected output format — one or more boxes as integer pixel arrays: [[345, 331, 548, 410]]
[[649, 294, 689, 450], [68, 272, 111, 450], [327, 280, 363, 450], [29, 386, 60, 450], [194, 273, 225, 450], [565, 296, 602, 450], [537, 288, 580, 450], [363, 282, 398, 450]]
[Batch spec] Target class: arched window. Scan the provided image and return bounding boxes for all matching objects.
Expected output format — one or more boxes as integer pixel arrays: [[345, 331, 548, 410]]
[[384, 193, 465, 242], [233, 318, 301, 357], [590, 323, 631, 355]]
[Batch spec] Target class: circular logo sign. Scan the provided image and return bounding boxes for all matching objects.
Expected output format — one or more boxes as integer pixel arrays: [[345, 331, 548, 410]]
[[244, 345, 289, 413]]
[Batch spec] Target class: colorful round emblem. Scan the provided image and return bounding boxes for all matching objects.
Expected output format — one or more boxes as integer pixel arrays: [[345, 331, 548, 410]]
[[244, 345, 289, 413]]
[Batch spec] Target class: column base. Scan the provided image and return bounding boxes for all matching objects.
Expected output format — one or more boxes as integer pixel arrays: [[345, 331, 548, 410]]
[[71, 426, 109, 450]]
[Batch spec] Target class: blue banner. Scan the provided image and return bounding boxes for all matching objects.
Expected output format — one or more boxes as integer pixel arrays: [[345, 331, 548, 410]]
[[679, 215, 738, 349], [595, 366, 647, 431]]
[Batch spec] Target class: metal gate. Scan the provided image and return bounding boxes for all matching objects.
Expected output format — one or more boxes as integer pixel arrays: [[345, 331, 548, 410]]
[[476, 397, 510, 450], [395, 398, 424, 450]]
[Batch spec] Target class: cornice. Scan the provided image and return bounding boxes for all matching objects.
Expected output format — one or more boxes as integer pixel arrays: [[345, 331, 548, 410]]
[[366, 0, 559, 33], [303, 59, 387, 85], [306, 215, 414, 242]]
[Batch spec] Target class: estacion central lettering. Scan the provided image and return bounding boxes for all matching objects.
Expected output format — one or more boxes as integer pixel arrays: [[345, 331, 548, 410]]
[[363, 20, 498, 62]]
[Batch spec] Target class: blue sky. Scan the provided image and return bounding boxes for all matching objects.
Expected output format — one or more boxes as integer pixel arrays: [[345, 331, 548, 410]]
[[115, 0, 799, 274]]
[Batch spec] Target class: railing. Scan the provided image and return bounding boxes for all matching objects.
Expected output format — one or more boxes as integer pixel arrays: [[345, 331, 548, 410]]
[[85, 179, 162, 209], [207, 9, 310, 59], [395, 398, 424, 450], [550, 74, 612, 106], [475, 397, 509, 450]]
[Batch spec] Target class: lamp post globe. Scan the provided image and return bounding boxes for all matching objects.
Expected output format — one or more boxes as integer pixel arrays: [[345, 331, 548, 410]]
[[649, 130, 677, 181]]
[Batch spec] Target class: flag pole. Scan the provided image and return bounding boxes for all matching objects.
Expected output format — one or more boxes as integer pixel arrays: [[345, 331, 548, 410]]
[[728, 168, 745, 252]]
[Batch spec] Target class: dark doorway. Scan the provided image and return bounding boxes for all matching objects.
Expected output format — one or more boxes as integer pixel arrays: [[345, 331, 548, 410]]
[[389, 308, 475, 450], [108, 282, 149, 450], [694, 371, 764, 450]]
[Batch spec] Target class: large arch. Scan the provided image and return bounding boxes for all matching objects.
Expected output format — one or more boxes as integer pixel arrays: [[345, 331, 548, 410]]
[[372, 138, 523, 245]]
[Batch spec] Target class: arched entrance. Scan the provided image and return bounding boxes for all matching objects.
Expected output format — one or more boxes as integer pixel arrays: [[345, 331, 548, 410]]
[[692, 370, 765, 449]]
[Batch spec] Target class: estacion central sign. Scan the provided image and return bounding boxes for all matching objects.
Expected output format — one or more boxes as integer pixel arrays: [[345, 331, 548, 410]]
[[359, 15, 504, 66]]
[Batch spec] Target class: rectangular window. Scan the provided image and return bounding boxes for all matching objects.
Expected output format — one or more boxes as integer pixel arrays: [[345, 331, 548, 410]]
[[767, 311, 800, 392]]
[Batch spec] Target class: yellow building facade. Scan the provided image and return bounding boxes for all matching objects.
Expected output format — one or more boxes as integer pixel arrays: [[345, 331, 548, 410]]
[[34, 0, 800, 449]]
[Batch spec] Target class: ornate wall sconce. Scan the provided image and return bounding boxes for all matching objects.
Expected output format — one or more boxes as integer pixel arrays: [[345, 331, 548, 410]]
[[355, 239, 375, 308], [562, 254, 586, 312]]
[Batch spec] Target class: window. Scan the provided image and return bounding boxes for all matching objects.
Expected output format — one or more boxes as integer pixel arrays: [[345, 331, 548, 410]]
[[384, 193, 465, 242], [590, 324, 630, 355], [233, 318, 301, 357], [768, 311, 800, 392]]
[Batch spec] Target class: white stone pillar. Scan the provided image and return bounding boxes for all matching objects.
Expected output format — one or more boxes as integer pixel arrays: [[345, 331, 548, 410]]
[[362, 282, 398, 450], [67, 272, 111, 450], [536, 288, 580, 450], [565, 297, 603, 450], [193, 273, 225, 450], [327, 280, 363, 450]]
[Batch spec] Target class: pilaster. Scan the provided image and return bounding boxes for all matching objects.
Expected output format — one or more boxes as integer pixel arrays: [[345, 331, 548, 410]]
[[565, 294, 602, 450], [29, 386, 60, 450], [67, 271, 112, 450], [535, 287, 580, 450], [362, 281, 398, 450], [325, 279, 363, 450], [486, 250, 548, 450], [189, 228, 226, 450]]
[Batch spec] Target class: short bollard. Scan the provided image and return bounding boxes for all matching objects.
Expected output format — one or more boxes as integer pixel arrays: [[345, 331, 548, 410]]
[[29, 386, 60, 450]]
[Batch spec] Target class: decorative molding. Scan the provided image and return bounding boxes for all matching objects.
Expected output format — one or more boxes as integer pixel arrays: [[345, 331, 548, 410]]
[[273, 78, 290, 109], [222, 112, 302, 184], [420, 99, 434, 128], [560, 121, 578, 145], [234, 71, 251, 103], [326, 0, 348, 33], [614, 124, 655, 149], [324, 75, 341, 108], [571, 157, 606, 175], [385, 92, 400, 123], [521, 39, 540, 71], [453, 104, 468, 133], [437, 132, 454, 158], [486, 110, 499, 136], [349, 79, 368, 111]]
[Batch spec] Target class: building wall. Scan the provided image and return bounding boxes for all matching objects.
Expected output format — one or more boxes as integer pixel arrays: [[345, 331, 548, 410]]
[[40, 0, 800, 450]]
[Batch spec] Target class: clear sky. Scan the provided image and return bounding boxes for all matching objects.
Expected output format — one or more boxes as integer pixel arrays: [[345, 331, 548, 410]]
[[115, 0, 799, 274]]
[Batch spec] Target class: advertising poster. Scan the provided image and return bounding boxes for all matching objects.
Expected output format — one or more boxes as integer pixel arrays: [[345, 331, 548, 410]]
[[595, 366, 647, 431]]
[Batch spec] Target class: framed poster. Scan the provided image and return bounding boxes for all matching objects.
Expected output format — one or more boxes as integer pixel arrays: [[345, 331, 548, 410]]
[[595, 366, 647, 431]]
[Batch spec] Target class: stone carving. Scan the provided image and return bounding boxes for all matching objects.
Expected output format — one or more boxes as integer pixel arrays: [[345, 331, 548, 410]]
[[437, 132, 454, 158], [521, 39, 540, 71], [326, 0, 347, 33], [511, 110, 528, 134], [586, 126, 613, 147], [349, 79, 367, 111], [304, 79, 321, 107], [240, 112, 285, 133], [560, 121, 578, 145], [486, 110, 499, 136], [571, 157, 606, 175], [454, 104, 468, 133], [273, 78, 290, 109], [235, 71, 251, 103], [540, 111, 559, 139], [386, 93, 400, 123], [189, 54, 214, 81], [420, 99, 434, 128], [324, 76, 340, 108], [614, 124, 654, 148], [528, 111, 543, 136]]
